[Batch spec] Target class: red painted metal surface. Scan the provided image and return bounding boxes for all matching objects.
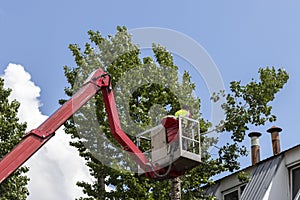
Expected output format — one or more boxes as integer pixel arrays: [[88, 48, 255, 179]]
[[0, 69, 105, 183], [0, 135, 52, 183], [0, 68, 182, 184], [161, 116, 179, 143], [100, 86, 155, 176]]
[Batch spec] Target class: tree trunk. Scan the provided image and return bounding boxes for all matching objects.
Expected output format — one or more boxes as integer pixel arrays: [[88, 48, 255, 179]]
[[171, 177, 181, 200], [97, 176, 105, 200]]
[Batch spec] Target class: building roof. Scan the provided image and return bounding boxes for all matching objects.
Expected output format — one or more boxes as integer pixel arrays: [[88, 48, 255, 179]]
[[240, 155, 283, 200], [204, 144, 300, 198]]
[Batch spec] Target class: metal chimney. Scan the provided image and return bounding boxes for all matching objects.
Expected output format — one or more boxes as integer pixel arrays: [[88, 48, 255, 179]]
[[267, 126, 282, 155], [248, 132, 262, 165]]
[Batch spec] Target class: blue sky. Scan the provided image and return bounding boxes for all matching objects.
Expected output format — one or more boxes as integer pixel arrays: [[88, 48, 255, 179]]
[[1, 0, 300, 191]]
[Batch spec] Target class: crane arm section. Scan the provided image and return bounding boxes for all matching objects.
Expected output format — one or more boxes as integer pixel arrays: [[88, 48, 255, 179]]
[[0, 69, 105, 183], [0, 68, 158, 183]]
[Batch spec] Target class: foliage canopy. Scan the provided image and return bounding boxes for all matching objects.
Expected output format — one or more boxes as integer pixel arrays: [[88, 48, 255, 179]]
[[0, 78, 29, 200], [62, 26, 288, 199]]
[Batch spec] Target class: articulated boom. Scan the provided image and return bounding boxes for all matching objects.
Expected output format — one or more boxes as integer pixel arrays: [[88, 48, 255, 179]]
[[0, 68, 200, 184]]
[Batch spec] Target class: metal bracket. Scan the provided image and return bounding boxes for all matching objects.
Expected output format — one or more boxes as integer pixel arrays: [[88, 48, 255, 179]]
[[24, 129, 55, 139], [92, 73, 112, 91]]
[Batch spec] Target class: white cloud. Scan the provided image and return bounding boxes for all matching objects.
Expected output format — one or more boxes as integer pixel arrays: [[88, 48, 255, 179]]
[[3, 64, 45, 128], [2, 63, 91, 200]]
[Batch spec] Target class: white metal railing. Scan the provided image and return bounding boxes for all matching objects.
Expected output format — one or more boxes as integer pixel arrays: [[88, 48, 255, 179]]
[[136, 116, 201, 164], [178, 115, 201, 156]]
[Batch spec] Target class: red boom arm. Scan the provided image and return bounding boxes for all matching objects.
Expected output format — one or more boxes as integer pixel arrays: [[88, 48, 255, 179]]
[[0, 69, 183, 183], [0, 68, 176, 184]]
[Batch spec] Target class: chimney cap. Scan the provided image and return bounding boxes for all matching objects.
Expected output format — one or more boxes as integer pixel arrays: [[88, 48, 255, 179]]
[[248, 132, 262, 138], [267, 126, 282, 133]]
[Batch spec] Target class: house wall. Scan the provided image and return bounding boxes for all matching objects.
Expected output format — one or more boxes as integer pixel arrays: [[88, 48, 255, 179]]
[[207, 146, 300, 200], [212, 186, 222, 200], [212, 168, 253, 200], [263, 160, 290, 200], [285, 146, 300, 167], [284, 146, 300, 200]]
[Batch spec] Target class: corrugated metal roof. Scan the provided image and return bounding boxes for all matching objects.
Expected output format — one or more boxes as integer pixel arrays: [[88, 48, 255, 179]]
[[203, 144, 300, 199], [213, 144, 300, 185], [240, 155, 283, 200]]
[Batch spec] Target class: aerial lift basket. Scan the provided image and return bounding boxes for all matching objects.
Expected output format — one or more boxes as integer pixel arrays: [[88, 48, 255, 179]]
[[136, 116, 201, 176]]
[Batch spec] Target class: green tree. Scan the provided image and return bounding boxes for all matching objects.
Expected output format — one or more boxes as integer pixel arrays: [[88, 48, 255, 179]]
[[61, 26, 288, 199], [0, 78, 29, 200]]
